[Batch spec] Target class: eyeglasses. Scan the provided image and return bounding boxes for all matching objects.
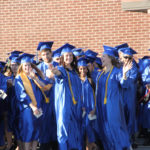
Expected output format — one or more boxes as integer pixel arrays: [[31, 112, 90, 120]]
[[55, 58, 60, 61], [123, 56, 132, 60]]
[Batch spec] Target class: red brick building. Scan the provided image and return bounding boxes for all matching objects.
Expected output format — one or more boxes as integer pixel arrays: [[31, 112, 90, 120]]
[[0, 0, 150, 61]]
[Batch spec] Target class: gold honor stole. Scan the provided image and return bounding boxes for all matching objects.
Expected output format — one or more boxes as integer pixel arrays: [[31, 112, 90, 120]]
[[96, 66, 114, 104], [20, 72, 37, 106], [66, 70, 77, 105], [20, 72, 52, 105]]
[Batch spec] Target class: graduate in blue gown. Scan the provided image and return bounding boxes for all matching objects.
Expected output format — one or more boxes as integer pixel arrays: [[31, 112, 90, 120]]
[[119, 47, 138, 137], [96, 45, 131, 150], [140, 64, 150, 144], [37, 41, 58, 150], [51, 43, 83, 150], [37, 41, 58, 80], [15, 53, 51, 150], [1, 64, 14, 150], [5, 52, 23, 150], [0, 70, 7, 150], [3, 54, 19, 150], [77, 57, 97, 150]]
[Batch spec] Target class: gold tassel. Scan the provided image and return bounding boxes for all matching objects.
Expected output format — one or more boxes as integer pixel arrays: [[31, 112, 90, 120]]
[[66, 70, 77, 105], [103, 66, 114, 104]]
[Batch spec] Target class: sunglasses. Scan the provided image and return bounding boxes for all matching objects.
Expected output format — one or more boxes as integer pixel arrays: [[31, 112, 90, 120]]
[[123, 56, 132, 60]]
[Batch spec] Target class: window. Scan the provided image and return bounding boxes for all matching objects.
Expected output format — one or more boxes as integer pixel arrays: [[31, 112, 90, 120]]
[[122, 0, 150, 13]]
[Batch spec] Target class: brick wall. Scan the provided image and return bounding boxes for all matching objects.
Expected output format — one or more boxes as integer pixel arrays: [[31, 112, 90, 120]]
[[0, 0, 150, 61]]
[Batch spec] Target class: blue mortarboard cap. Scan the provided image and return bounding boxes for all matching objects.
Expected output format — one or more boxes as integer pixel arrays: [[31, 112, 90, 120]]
[[113, 48, 119, 58], [52, 48, 61, 58], [7, 50, 23, 55], [77, 57, 87, 67], [84, 49, 98, 58], [11, 50, 23, 55], [9, 54, 18, 60], [9, 54, 20, 63], [95, 57, 102, 66], [115, 43, 129, 52], [37, 41, 54, 51], [17, 53, 35, 64], [72, 48, 84, 57], [85, 56, 96, 63], [0, 61, 6, 69], [120, 47, 137, 56], [103, 45, 116, 57], [142, 56, 150, 60], [60, 43, 75, 56]]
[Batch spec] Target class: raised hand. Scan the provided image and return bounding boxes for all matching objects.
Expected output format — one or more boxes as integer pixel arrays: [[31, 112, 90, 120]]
[[123, 60, 132, 75], [51, 66, 61, 76], [48, 63, 54, 70], [29, 68, 36, 79], [122, 60, 132, 80]]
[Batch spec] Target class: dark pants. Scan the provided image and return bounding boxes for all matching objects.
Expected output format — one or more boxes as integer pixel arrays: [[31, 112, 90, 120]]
[[39, 141, 58, 150]]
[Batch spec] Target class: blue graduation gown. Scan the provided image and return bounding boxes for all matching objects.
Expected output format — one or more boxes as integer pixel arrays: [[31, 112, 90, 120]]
[[5, 75, 20, 139], [141, 66, 150, 128], [122, 60, 138, 136], [81, 77, 97, 143], [0, 73, 7, 112], [141, 90, 150, 129], [91, 67, 99, 84], [142, 66, 150, 85], [37, 61, 57, 143], [5, 75, 15, 132], [15, 74, 44, 142], [54, 66, 83, 150], [96, 67, 130, 150], [0, 73, 7, 146]]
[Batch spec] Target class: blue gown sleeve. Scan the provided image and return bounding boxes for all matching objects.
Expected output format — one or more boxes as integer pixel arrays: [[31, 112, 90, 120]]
[[15, 75, 32, 105], [127, 61, 138, 80], [54, 66, 67, 81], [0, 73, 7, 93], [37, 75, 54, 97], [117, 69, 130, 88], [142, 66, 150, 85]]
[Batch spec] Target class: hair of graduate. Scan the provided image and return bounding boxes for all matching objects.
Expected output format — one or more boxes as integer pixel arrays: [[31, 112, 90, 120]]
[[3, 65, 12, 74], [60, 53, 79, 73], [108, 55, 120, 68], [39, 48, 52, 53], [17, 63, 44, 79]]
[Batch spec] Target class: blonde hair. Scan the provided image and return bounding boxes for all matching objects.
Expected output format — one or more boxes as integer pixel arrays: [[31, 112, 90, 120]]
[[17, 63, 44, 80]]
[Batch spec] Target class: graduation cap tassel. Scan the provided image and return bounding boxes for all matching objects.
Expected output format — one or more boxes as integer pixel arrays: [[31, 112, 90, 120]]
[[104, 66, 114, 104], [66, 70, 77, 105]]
